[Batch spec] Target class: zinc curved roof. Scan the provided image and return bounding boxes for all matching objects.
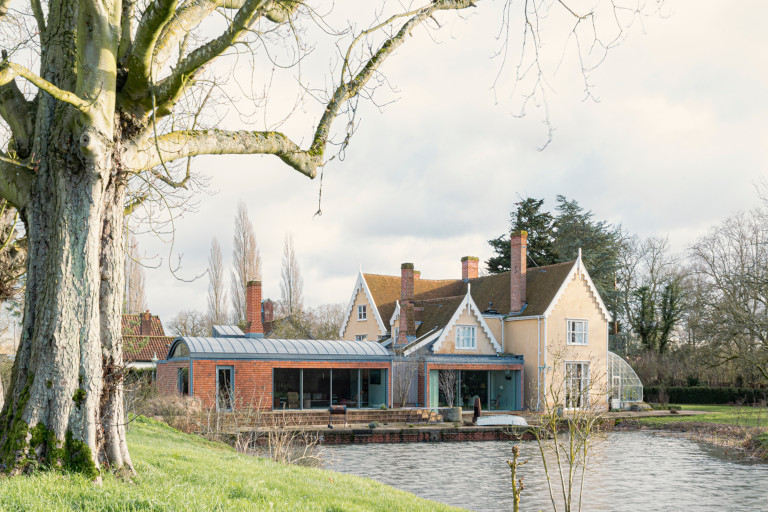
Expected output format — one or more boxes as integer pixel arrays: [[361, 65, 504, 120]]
[[168, 336, 391, 361]]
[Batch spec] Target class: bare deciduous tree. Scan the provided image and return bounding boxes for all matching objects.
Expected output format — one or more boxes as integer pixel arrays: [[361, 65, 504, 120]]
[[0, 0, 661, 477], [207, 237, 227, 327], [690, 209, 768, 383], [279, 233, 303, 318], [168, 309, 208, 337], [438, 370, 459, 408], [124, 234, 147, 314], [392, 354, 420, 408], [230, 202, 261, 327]]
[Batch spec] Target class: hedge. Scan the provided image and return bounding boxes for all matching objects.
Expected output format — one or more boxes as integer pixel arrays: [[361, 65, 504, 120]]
[[644, 386, 768, 405]]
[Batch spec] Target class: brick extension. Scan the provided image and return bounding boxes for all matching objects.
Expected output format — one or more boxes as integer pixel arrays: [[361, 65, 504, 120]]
[[158, 359, 392, 410]]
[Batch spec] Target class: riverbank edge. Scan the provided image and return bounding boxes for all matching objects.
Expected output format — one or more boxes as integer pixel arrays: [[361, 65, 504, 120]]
[[611, 418, 768, 460]]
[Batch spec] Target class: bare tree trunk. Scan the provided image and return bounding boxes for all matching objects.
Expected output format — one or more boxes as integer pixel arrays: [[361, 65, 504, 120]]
[[99, 176, 134, 473], [0, 0, 125, 475]]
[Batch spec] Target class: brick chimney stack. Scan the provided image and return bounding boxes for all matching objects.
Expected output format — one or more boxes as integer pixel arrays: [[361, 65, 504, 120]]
[[461, 256, 479, 281], [510, 231, 528, 314], [140, 311, 152, 335], [246, 280, 264, 337], [398, 263, 416, 345]]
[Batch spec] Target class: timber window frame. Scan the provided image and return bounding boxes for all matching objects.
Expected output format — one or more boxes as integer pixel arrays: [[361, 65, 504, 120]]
[[355, 334, 368, 341], [564, 361, 590, 410], [358, 305, 367, 321], [566, 319, 588, 346], [216, 365, 235, 412], [455, 325, 477, 350]]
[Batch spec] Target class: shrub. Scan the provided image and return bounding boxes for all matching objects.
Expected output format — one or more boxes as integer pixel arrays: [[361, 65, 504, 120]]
[[645, 386, 768, 405], [379, 404, 388, 410], [368, 421, 378, 429]]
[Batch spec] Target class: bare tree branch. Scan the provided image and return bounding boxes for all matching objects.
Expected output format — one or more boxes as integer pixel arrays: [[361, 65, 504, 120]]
[[0, 79, 35, 157], [31, 0, 46, 34], [308, 0, 478, 158], [122, 0, 180, 100], [0, 152, 35, 210], [0, 61, 90, 111], [151, 0, 272, 114], [128, 129, 322, 177]]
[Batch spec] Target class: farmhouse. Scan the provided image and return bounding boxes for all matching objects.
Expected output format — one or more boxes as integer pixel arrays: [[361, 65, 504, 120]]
[[340, 231, 638, 410], [156, 282, 392, 411]]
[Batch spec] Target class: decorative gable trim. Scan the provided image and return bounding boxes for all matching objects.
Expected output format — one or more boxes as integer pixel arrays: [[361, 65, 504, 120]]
[[390, 300, 400, 327], [339, 270, 387, 337], [431, 285, 502, 353], [542, 254, 612, 322]]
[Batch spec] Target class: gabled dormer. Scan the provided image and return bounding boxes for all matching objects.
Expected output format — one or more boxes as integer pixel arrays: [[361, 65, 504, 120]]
[[339, 269, 387, 341]]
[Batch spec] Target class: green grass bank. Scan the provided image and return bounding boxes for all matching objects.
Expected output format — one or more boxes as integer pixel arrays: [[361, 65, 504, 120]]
[[637, 405, 768, 428], [0, 417, 464, 512]]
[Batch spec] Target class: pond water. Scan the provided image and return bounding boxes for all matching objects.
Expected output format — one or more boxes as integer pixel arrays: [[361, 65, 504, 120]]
[[323, 431, 768, 511]]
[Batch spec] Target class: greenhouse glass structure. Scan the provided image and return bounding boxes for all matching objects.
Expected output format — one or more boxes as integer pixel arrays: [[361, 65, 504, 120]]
[[607, 351, 643, 408]]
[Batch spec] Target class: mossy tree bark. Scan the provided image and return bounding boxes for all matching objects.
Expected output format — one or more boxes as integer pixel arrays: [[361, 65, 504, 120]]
[[0, 0, 478, 477]]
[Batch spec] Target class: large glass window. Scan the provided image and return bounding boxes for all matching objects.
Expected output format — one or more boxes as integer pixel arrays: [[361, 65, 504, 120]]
[[177, 367, 189, 396], [272, 368, 387, 410], [303, 369, 331, 408], [455, 326, 477, 350], [361, 369, 387, 408], [489, 370, 519, 411], [565, 362, 590, 409], [332, 369, 359, 406], [273, 368, 301, 409], [216, 366, 234, 411], [460, 370, 488, 409]]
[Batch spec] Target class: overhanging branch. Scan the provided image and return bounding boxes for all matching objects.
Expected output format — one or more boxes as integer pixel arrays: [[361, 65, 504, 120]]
[[128, 129, 321, 178], [309, 0, 477, 157]]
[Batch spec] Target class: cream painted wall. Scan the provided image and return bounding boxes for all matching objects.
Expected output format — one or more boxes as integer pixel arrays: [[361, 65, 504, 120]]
[[340, 288, 384, 341], [544, 271, 609, 407], [505, 318, 541, 409], [435, 306, 497, 355]]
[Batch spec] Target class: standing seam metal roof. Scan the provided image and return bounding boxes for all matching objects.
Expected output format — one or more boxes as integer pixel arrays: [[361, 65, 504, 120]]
[[168, 336, 391, 359]]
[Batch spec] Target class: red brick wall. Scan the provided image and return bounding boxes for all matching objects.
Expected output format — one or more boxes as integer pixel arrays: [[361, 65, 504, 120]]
[[157, 360, 190, 395], [510, 231, 528, 313], [246, 280, 263, 335], [461, 256, 479, 281], [186, 359, 391, 410]]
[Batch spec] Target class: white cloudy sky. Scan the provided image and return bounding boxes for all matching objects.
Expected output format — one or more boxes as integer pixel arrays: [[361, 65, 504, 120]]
[[135, 0, 768, 324]]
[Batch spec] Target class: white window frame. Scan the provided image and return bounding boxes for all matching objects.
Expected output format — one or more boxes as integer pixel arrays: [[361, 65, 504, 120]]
[[357, 305, 367, 321], [455, 325, 477, 350], [355, 334, 367, 341], [564, 361, 590, 410], [566, 319, 588, 346]]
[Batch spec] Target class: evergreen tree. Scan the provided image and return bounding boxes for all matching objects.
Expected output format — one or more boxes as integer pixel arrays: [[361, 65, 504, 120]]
[[486, 197, 558, 273], [552, 195, 623, 312]]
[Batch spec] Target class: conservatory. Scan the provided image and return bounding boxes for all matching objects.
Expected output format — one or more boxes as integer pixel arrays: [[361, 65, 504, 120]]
[[607, 351, 644, 409]]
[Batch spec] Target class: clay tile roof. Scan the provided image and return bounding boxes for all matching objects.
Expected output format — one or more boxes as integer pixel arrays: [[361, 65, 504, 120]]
[[363, 260, 576, 333], [121, 313, 172, 362], [123, 336, 174, 362], [121, 313, 166, 337]]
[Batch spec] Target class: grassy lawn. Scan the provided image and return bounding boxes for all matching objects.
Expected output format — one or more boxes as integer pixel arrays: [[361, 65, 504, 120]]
[[0, 417, 465, 512], [639, 404, 768, 428]]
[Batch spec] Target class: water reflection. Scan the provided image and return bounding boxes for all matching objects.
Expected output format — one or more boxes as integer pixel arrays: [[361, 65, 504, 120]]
[[324, 431, 768, 511]]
